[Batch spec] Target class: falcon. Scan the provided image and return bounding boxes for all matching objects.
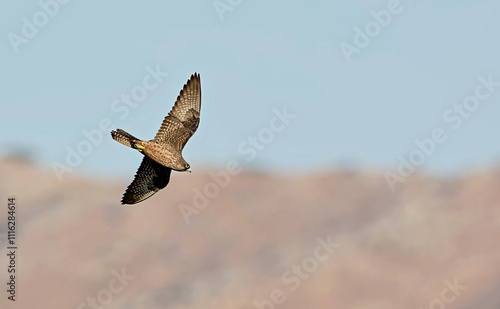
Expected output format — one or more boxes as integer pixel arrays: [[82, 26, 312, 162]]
[[111, 73, 201, 204]]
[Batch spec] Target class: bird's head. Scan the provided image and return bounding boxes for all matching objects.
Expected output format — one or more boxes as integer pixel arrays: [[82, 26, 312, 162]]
[[173, 157, 191, 172]]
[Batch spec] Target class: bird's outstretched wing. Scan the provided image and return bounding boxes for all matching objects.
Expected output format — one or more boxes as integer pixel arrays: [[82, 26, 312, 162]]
[[121, 156, 172, 205], [153, 73, 201, 150]]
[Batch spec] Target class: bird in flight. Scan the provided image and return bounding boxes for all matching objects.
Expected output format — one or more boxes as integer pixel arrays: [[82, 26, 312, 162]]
[[111, 73, 201, 204]]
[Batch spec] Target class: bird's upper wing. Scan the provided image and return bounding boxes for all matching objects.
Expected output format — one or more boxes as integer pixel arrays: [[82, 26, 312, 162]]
[[153, 73, 201, 150], [121, 156, 172, 205]]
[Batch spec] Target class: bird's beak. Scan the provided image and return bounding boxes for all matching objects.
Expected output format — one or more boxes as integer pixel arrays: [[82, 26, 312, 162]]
[[187, 168, 191, 173]]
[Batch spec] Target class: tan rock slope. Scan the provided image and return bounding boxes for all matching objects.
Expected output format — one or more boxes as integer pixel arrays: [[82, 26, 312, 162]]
[[1, 158, 499, 308]]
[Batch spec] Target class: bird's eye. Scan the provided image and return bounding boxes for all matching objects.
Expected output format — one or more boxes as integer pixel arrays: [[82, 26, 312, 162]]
[[186, 164, 190, 169]]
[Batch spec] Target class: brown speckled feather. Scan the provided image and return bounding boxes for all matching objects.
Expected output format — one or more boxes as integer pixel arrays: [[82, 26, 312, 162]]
[[121, 156, 172, 205], [154, 73, 201, 150], [111, 129, 139, 148], [111, 73, 201, 205]]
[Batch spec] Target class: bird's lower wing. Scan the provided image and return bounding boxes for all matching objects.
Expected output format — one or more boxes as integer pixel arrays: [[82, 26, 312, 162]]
[[121, 156, 172, 205]]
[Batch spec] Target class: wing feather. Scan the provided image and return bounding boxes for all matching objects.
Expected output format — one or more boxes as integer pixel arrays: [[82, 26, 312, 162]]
[[153, 73, 201, 150], [121, 156, 172, 205]]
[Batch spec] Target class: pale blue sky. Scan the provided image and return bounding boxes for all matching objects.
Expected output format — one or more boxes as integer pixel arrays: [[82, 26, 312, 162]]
[[1, 0, 499, 179]]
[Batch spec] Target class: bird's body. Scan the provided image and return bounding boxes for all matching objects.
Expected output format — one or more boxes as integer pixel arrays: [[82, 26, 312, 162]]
[[111, 73, 201, 204], [136, 141, 184, 171]]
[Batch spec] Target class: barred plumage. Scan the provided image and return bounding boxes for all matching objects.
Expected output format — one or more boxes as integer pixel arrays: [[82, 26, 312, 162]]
[[110, 73, 202, 205]]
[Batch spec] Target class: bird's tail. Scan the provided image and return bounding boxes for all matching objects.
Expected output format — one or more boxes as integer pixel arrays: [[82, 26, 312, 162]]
[[111, 129, 142, 149]]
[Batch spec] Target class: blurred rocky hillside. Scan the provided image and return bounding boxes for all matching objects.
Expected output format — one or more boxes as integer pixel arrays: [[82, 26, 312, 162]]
[[1, 158, 499, 309]]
